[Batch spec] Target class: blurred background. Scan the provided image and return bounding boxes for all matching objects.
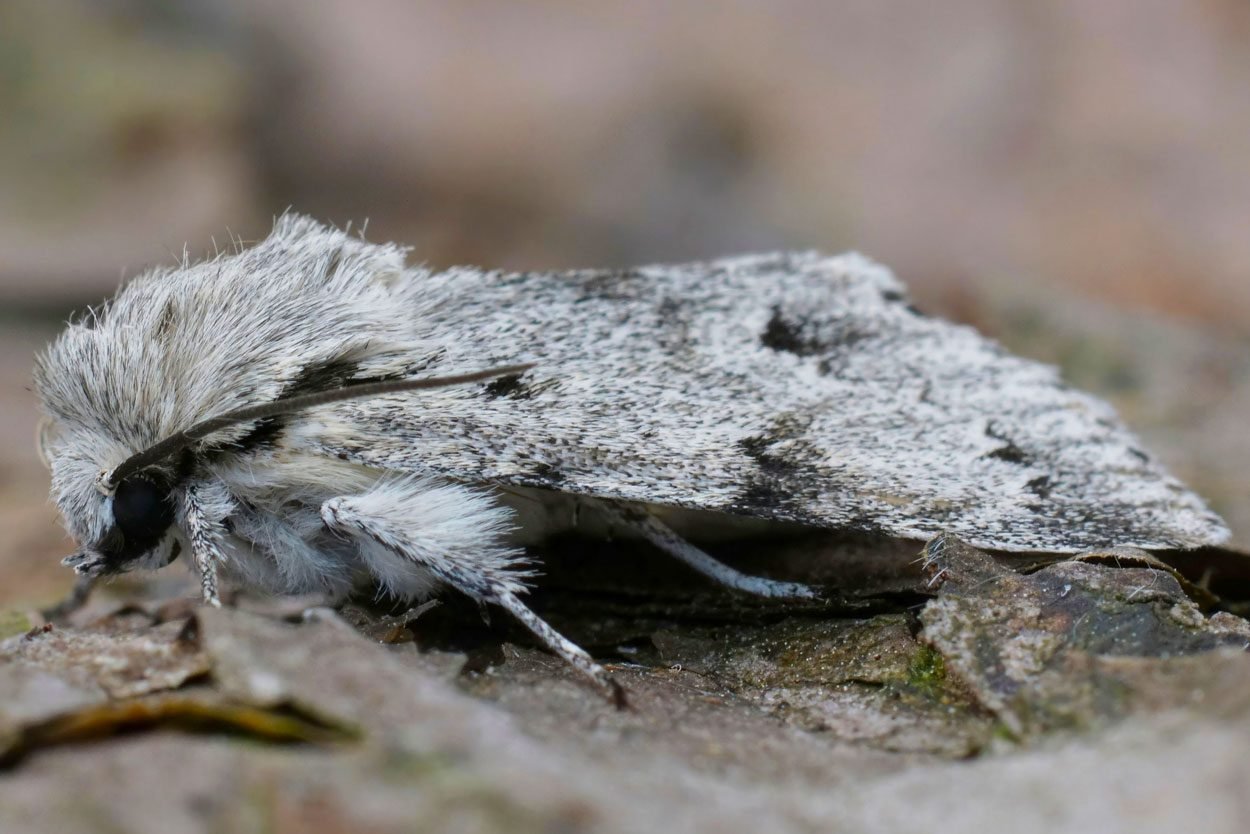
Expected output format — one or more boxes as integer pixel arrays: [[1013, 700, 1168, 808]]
[[2, 0, 1248, 606]]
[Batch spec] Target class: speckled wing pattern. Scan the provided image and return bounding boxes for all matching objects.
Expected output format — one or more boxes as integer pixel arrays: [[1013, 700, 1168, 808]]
[[311, 250, 1229, 553]]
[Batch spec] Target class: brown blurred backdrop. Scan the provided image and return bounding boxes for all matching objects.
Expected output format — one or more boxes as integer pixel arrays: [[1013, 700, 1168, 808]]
[[2, 0, 1248, 605]]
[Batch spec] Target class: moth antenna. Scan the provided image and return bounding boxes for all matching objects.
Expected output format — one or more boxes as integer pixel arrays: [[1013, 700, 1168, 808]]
[[100, 363, 536, 490]]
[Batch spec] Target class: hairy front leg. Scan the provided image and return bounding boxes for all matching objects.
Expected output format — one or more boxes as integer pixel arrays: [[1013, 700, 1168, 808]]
[[320, 476, 625, 705], [178, 480, 235, 607]]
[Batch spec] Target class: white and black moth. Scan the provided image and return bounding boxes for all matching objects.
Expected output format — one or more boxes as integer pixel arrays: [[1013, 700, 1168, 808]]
[[35, 214, 1229, 699]]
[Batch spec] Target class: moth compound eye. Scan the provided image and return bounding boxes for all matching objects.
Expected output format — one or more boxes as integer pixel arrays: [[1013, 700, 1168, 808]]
[[111, 476, 174, 544]]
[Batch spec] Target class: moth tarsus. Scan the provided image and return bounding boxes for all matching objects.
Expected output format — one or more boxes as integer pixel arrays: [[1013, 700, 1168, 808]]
[[34, 214, 1229, 703], [492, 587, 626, 704]]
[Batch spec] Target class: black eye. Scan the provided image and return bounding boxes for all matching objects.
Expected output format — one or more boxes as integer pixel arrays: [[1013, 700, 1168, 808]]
[[112, 476, 174, 544]]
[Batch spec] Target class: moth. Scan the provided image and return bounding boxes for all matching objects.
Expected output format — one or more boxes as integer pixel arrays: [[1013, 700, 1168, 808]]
[[35, 214, 1229, 700]]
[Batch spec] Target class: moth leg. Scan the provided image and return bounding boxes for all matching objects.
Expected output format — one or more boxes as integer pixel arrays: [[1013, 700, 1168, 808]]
[[320, 482, 625, 705], [41, 574, 98, 622], [602, 501, 820, 600], [491, 589, 627, 706], [178, 480, 234, 608]]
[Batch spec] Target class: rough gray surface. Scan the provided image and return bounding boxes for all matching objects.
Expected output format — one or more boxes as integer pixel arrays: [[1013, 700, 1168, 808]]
[[919, 535, 1250, 738], [2, 536, 1248, 834]]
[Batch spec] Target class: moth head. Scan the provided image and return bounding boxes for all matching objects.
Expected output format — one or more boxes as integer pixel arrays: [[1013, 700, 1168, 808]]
[[44, 436, 180, 578], [65, 475, 178, 577], [39, 361, 536, 579]]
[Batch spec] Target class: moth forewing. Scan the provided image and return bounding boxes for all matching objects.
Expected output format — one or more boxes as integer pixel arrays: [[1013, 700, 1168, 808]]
[[33, 214, 1231, 702]]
